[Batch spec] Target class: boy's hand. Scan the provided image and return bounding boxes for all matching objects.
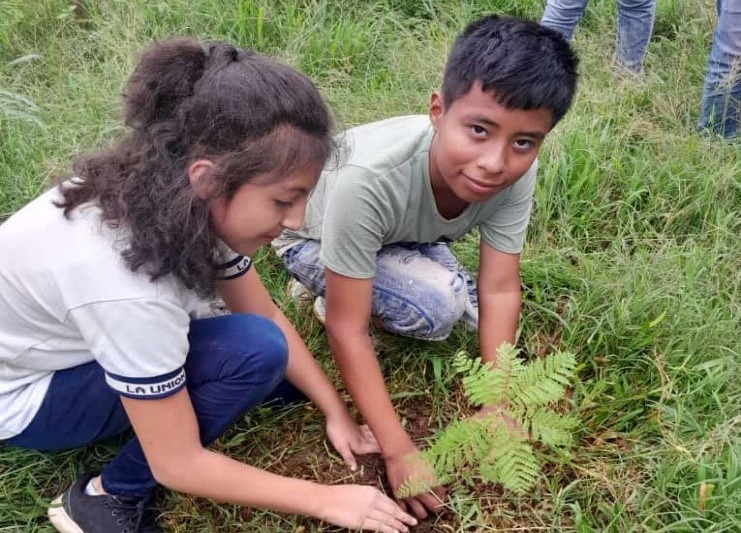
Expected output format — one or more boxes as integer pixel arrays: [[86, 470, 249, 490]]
[[317, 484, 417, 532], [326, 415, 381, 471], [477, 403, 525, 437], [385, 449, 446, 519]]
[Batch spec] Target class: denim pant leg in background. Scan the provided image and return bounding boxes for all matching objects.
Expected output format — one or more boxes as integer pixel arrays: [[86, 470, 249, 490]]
[[698, 0, 741, 138], [6, 314, 290, 499], [541, 0, 655, 72], [541, 0, 589, 40], [614, 0, 656, 71], [282, 240, 477, 340]]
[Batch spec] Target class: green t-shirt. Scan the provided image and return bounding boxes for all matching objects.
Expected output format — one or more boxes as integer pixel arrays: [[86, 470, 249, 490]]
[[273, 115, 537, 279]]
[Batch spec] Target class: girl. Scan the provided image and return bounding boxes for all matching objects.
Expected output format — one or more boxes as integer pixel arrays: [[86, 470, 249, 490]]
[[0, 38, 417, 533]]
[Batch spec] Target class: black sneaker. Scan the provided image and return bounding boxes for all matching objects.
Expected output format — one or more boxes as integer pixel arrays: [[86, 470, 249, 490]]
[[48, 474, 161, 533]]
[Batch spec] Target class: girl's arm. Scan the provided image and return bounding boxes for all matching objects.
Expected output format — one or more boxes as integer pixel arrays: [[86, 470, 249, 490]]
[[216, 267, 378, 469], [120, 390, 416, 531]]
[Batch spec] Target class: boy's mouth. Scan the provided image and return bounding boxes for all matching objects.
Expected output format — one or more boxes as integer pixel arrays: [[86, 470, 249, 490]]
[[463, 174, 498, 192]]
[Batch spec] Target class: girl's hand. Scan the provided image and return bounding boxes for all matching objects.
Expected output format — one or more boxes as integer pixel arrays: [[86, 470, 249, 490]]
[[317, 484, 417, 532], [326, 415, 381, 471]]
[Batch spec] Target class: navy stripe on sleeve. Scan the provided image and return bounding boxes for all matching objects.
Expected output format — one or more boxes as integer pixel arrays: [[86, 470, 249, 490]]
[[105, 368, 186, 400], [216, 255, 251, 280]]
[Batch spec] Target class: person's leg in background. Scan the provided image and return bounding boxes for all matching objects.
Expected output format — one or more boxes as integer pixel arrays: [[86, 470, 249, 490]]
[[540, 0, 591, 40], [698, 0, 741, 138], [614, 0, 657, 72], [542, 0, 656, 74]]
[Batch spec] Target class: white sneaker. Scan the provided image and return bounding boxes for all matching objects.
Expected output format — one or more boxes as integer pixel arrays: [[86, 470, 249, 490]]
[[287, 278, 314, 306], [312, 296, 326, 325], [312, 295, 381, 349], [462, 296, 478, 331]]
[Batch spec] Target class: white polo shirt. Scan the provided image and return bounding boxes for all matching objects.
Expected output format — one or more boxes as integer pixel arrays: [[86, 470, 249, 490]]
[[0, 186, 248, 439]]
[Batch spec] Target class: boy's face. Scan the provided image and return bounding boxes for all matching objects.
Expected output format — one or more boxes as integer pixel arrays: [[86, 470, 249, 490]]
[[428, 82, 552, 205]]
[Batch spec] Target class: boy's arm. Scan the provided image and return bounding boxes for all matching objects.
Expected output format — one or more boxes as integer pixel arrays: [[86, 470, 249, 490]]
[[323, 269, 410, 455], [217, 268, 379, 469], [477, 241, 522, 365], [324, 268, 445, 518]]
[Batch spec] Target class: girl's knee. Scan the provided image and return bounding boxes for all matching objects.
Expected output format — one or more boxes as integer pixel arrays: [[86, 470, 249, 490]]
[[190, 314, 288, 383], [235, 315, 288, 378]]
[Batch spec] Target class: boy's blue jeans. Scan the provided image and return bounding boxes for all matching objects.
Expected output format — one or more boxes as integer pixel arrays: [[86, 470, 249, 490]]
[[282, 240, 478, 341], [540, 0, 656, 72], [698, 0, 740, 138], [6, 314, 301, 499]]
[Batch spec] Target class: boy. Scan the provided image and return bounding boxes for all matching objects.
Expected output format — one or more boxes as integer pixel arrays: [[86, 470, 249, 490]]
[[273, 15, 578, 518]]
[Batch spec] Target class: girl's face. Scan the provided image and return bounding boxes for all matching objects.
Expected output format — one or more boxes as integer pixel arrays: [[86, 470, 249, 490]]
[[207, 165, 318, 256]]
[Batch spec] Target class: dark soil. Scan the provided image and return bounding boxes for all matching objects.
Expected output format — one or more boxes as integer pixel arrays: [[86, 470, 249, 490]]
[[245, 395, 489, 532]]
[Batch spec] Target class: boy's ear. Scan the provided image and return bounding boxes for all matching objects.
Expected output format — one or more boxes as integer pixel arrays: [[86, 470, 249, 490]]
[[429, 91, 444, 130], [188, 159, 217, 200]]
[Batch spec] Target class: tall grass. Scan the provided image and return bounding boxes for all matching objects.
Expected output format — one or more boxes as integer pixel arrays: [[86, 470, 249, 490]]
[[1, 0, 738, 531]]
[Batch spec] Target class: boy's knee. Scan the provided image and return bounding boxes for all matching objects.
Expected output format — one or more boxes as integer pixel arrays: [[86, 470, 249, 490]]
[[380, 283, 467, 341]]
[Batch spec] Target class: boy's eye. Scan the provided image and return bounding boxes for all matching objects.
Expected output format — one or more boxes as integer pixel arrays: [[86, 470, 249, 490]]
[[469, 125, 487, 136], [514, 139, 533, 150], [274, 199, 293, 208]]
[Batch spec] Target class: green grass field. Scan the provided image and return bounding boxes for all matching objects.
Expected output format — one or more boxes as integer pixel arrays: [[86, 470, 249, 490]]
[[1, 0, 738, 531]]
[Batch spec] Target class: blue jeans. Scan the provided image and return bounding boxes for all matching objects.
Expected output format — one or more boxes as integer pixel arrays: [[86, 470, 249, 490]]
[[282, 240, 478, 341], [541, 0, 656, 72], [698, 0, 740, 138], [6, 314, 301, 499]]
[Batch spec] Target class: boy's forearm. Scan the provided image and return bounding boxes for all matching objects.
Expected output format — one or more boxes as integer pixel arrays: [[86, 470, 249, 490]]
[[327, 325, 415, 458], [478, 289, 521, 366]]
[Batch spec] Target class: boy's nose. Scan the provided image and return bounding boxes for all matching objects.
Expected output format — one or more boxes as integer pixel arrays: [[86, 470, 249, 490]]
[[476, 148, 506, 175]]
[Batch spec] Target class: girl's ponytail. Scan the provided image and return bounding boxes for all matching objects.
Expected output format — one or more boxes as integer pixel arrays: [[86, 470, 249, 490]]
[[206, 42, 241, 68], [123, 38, 207, 130]]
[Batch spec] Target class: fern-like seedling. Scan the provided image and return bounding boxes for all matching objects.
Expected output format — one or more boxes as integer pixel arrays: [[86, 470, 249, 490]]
[[398, 343, 577, 498]]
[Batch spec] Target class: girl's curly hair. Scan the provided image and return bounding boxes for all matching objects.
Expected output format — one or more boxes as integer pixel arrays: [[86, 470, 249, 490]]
[[56, 38, 335, 296]]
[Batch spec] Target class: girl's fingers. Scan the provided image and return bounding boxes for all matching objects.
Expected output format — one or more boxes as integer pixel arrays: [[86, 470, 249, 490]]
[[377, 496, 418, 526], [362, 510, 409, 533], [360, 518, 399, 533], [337, 442, 357, 471], [360, 426, 381, 453], [360, 424, 379, 442], [354, 425, 381, 453]]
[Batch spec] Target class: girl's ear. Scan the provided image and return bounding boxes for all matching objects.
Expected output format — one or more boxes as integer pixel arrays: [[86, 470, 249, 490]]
[[429, 90, 444, 131], [188, 159, 217, 199]]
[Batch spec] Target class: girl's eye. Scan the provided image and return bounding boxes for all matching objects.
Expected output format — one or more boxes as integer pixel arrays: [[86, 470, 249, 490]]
[[274, 200, 292, 208], [469, 125, 487, 136]]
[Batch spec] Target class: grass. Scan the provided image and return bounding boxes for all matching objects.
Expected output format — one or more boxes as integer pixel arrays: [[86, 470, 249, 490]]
[[1, 0, 739, 531]]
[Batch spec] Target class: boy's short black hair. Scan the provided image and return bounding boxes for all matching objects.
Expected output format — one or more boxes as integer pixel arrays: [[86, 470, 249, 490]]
[[442, 15, 578, 126]]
